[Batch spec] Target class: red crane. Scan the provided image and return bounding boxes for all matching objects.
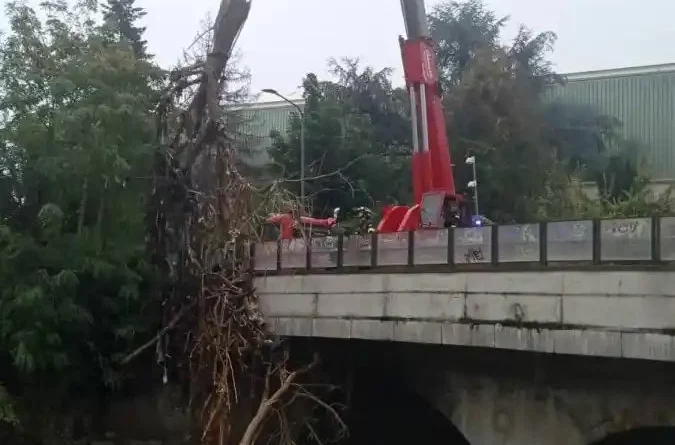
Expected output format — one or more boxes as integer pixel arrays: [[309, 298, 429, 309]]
[[265, 208, 339, 240], [267, 0, 475, 240], [376, 0, 473, 233]]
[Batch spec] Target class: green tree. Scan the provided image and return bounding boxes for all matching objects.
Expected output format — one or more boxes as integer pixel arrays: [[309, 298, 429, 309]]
[[0, 0, 161, 436], [542, 102, 622, 172], [428, 0, 506, 87], [102, 0, 149, 58], [269, 60, 411, 217], [542, 100, 648, 203], [442, 31, 559, 221], [430, 0, 656, 221]]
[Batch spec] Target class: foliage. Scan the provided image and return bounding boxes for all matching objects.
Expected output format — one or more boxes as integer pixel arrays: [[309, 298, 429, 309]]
[[0, 383, 18, 426], [535, 168, 672, 220], [428, 3, 571, 221], [0, 0, 161, 436], [430, 0, 656, 222], [102, 0, 149, 58], [541, 102, 621, 172], [428, 0, 507, 87], [541, 100, 647, 202], [443, 40, 558, 221], [269, 59, 412, 216]]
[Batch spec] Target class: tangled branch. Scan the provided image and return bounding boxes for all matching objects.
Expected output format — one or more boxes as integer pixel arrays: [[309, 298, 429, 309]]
[[144, 1, 347, 444]]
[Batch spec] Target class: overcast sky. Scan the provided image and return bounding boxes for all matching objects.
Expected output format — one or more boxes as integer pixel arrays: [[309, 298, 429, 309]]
[[7, 0, 675, 101]]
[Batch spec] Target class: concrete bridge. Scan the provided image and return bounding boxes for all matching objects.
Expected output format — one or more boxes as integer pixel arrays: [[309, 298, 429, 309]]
[[252, 216, 675, 445]]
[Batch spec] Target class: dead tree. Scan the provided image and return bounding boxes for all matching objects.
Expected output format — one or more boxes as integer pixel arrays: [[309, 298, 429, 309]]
[[142, 1, 347, 444]]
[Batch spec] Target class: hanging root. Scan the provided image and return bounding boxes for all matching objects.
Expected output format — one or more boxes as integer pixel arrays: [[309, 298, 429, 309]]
[[142, 1, 347, 444]]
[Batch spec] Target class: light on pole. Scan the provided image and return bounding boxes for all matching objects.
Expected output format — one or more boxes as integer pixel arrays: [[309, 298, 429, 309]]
[[465, 156, 479, 215], [261, 88, 305, 204]]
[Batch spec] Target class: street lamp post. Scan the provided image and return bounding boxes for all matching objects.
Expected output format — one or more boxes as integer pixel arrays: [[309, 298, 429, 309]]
[[465, 156, 479, 215], [261, 88, 305, 204]]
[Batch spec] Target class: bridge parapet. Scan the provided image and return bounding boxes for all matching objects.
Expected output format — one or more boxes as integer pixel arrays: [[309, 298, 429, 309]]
[[253, 216, 675, 273]]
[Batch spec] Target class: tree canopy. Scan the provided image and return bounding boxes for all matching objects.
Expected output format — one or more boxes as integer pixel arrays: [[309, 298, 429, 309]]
[[102, 0, 149, 58], [269, 59, 413, 218], [0, 0, 161, 434]]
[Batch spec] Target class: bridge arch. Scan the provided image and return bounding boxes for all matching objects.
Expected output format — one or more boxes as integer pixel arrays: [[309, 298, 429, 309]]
[[296, 338, 470, 445], [348, 362, 470, 445]]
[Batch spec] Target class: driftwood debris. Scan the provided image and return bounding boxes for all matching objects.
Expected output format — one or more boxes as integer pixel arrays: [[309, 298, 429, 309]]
[[144, 1, 348, 444]]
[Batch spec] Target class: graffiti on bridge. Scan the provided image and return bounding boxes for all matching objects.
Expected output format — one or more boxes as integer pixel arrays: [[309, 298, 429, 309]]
[[464, 247, 485, 263], [603, 218, 648, 241]]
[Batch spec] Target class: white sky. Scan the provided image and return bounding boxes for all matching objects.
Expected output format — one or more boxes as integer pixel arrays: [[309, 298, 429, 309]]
[[6, 0, 675, 101], [139, 0, 675, 101]]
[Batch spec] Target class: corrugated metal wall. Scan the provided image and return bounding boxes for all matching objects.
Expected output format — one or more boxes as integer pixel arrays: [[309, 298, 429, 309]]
[[240, 69, 675, 178], [546, 70, 675, 179], [236, 104, 299, 158]]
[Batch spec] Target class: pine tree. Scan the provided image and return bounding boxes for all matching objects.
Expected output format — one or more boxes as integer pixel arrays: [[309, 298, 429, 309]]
[[102, 0, 149, 58]]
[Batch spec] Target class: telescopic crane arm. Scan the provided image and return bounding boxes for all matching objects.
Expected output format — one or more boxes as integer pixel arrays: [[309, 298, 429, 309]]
[[377, 0, 472, 233], [399, 0, 456, 202]]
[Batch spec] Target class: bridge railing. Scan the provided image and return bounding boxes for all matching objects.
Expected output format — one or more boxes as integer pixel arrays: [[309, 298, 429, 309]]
[[252, 216, 675, 273]]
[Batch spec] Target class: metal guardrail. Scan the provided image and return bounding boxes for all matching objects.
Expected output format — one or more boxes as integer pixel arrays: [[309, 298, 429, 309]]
[[251, 217, 675, 273]]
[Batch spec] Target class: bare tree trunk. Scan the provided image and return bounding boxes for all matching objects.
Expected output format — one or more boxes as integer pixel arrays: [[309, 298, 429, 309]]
[[181, 0, 252, 170]]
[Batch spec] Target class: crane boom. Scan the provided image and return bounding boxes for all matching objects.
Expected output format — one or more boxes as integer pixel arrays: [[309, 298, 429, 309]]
[[377, 0, 473, 233], [399, 0, 456, 202]]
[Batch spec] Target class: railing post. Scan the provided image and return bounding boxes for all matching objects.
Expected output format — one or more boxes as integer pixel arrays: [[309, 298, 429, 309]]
[[491, 224, 499, 266], [539, 222, 547, 265], [240, 239, 246, 271], [249, 240, 256, 271], [592, 219, 601, 264], [306, 235, 312, 271], [448, 227, 455, 266], [233, 238, 242, 271], [408, 231, 415, 267], [337, 234, 344, 269], [371, 232, 378, 267], [652, 216, 661, 263], [276, 238, 282, 271]]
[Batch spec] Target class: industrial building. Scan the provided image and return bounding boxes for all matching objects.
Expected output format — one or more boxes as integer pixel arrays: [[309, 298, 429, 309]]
[[237, 63, 675, 180], [547, 63, 675, 180], [234, 99, 305, 167]]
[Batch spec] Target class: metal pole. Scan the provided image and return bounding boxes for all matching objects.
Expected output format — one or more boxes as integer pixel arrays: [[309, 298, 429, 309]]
[[299, 117, 305, 204], [261, 89, 305, 204], [472, 162, 479, 215]]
